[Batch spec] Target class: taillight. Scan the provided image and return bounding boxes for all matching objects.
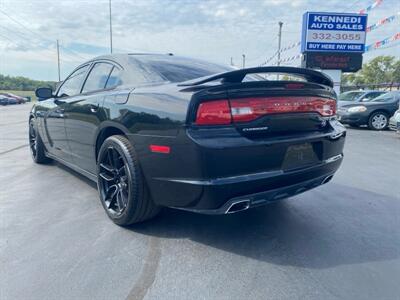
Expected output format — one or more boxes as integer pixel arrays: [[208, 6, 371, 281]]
[[195, 97, 336, 125], [230, 97, 336, 122], [195, 100, 232, 125]]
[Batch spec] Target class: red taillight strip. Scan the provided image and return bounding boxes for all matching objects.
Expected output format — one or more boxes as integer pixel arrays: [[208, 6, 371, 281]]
[[230, 97, 336, 123], [149, 145, 170, 154], [195, 97, 336, 125]]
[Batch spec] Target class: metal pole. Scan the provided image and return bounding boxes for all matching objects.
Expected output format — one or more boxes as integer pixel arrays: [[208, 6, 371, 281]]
[[56, 39, 61, 81], [230, 57, 233, 66], [109, 0, 113, 53], [242, 54, 245, 69], [277, 21, 283, 66], [277, 21, 283, 80]]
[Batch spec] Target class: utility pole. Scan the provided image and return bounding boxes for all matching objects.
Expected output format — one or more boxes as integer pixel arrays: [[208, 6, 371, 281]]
[[56, 39, 61, 82], [242, 54, 245, 69], [277, 21, 283, 80], [230, 57, 233, 66], [277, 21, 283, 66], [109, 0, 113, 53]]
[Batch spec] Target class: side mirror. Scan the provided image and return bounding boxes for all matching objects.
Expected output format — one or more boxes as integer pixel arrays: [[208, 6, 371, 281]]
[[35, 87, 53, 101], [361, 98, 369, 102]]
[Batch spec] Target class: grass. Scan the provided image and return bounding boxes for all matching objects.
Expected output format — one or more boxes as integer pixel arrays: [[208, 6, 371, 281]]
[[0, 90, 37, 102]]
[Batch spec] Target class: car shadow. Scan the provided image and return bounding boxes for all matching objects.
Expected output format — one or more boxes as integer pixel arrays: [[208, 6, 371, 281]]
[[55, 162, 400, 270], [127, 183, 400, 270]]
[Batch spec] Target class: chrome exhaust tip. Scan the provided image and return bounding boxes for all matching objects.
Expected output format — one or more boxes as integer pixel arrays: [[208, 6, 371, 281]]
[[225, 200, 250, 214], [322, 175, 333, 185]]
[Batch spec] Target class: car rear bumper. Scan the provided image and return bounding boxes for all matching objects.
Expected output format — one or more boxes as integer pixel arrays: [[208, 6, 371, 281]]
[[389, 115, 400, 133], [135, 119, 346, 213], [169, 155, 342, 214], [389, 122, 400, 132]]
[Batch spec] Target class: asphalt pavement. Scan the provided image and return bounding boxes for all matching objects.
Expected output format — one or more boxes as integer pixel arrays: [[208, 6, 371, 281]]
[[1, 104, 400, 300]]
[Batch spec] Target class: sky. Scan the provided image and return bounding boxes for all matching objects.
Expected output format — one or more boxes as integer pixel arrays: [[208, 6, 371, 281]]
[[0, 0, 399, 81]]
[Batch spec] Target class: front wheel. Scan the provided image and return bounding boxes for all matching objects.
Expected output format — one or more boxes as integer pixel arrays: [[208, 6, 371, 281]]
[[368, 112, 389, 130], [97, 135, 160, 225]]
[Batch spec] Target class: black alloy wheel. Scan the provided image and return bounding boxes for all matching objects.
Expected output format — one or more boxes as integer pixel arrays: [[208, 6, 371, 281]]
[[97, 135, 160, 225], [98, 146, 130, 216]]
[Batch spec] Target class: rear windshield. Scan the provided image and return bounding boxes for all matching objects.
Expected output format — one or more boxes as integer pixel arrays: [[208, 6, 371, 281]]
[[129, 55, 232, 83], [338, 91, 364, 101]]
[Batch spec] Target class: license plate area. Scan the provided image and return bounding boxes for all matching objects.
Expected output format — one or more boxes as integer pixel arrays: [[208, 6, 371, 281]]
[[282, 143, 321, 171]]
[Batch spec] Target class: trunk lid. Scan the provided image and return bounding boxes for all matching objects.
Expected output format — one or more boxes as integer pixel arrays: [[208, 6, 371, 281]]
[[224, 80, 336, 139], [181, 66, 337, 139]]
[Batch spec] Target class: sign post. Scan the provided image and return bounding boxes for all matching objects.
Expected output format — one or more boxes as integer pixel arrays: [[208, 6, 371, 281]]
[[301, 12, 368, 94]]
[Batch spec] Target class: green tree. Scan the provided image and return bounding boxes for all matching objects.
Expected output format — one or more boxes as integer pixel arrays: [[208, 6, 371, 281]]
[[342, 56, 399, 85], [0, 74, 55, 91], [359, 56, 396, 84], [392, 60, 400, 83]]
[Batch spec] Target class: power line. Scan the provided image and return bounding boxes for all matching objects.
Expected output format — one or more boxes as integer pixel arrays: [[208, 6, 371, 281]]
[[0, 25, 57, 58], [0, 9, 86, 60], [0, 25, 81, 63], [0, 32, 30, 51]]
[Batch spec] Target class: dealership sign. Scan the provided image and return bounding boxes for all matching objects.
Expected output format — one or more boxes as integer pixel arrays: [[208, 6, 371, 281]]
[[301, 12, 368, 53], [301, 52, 363, 72]]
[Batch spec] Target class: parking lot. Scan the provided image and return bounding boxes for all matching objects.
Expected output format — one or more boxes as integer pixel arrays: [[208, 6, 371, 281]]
[[1, 103, 399, 300]]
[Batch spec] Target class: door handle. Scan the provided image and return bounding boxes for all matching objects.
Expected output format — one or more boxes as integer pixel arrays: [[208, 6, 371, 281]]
[[90, 104, 99, 113]]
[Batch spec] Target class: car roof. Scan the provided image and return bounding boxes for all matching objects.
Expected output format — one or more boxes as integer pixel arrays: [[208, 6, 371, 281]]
[[85, 53, 173, 65], [383, 91, 400, 95]]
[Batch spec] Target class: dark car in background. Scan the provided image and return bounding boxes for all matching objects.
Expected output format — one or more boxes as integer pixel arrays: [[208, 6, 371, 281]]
[[0, 95, 18, 105], [338, 90, 386, 107], [0, 93, 27, 104], [0, 95, 12, 105], [338, 91, 400, 130], [30, 54, 345, 225]]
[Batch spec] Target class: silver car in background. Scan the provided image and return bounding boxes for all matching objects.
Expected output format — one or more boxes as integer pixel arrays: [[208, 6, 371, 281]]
[[389, 103, 400, 134]]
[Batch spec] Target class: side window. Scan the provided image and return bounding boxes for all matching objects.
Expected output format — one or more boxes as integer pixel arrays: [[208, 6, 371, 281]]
[[82, 63, 114, 93], [57, 65, 90, 97], [372, 92, 384, 98], [365, 92, 382, 100], [105, 67, 123, 89]]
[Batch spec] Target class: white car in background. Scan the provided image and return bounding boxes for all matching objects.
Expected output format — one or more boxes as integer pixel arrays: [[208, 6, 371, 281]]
[[389, 103, 400, 134]]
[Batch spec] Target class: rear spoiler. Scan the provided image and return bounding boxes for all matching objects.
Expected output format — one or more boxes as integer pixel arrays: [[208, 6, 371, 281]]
[[178, 66, 333, 88]]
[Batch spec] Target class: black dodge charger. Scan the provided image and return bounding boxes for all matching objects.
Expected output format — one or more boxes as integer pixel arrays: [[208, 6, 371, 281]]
[[30, 54, 346, 225]]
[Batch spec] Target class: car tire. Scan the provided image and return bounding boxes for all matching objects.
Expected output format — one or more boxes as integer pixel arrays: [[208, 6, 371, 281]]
[[97, 135, 160, 225], [29, 119, 51, 164], [368, 111, 389, 130]]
